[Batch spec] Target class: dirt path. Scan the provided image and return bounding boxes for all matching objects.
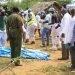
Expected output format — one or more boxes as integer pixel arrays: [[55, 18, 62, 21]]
[[0, 51, 70, 75], [0, 34, 71, 75]]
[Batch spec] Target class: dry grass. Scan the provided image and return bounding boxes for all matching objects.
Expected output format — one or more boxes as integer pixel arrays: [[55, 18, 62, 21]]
[[0, 31, 74, 75]]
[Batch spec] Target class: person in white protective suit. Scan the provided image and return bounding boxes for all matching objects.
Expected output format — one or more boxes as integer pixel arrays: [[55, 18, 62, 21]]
[[36, 12, 41, 37], [55, 24, 61, 49], [26, 9, 37, 44], [22, 10, 28, 43], [0, 10, 7, 47], [51, 11, 60, 50]]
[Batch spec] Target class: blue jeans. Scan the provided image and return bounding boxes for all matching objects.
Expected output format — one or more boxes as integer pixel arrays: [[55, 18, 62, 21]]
[[41, 28, 50, 45]]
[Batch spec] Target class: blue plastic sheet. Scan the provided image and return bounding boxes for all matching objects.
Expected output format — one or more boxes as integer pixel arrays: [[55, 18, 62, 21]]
[[0, 47, 50, 60]]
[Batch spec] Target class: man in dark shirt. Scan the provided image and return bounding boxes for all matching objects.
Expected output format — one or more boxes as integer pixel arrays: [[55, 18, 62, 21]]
[[6, 7, 23, 66]]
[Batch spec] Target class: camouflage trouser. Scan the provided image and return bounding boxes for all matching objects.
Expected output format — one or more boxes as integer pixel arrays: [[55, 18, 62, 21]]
[[9, 28, 22, 58]]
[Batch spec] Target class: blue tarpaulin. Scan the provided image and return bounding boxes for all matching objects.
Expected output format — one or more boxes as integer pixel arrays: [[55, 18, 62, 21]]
[[0, 47, 50, 60]]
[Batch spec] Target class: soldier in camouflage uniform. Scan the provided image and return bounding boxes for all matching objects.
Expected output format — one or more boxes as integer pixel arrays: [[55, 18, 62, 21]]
[[6, 7, 23, 66]]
